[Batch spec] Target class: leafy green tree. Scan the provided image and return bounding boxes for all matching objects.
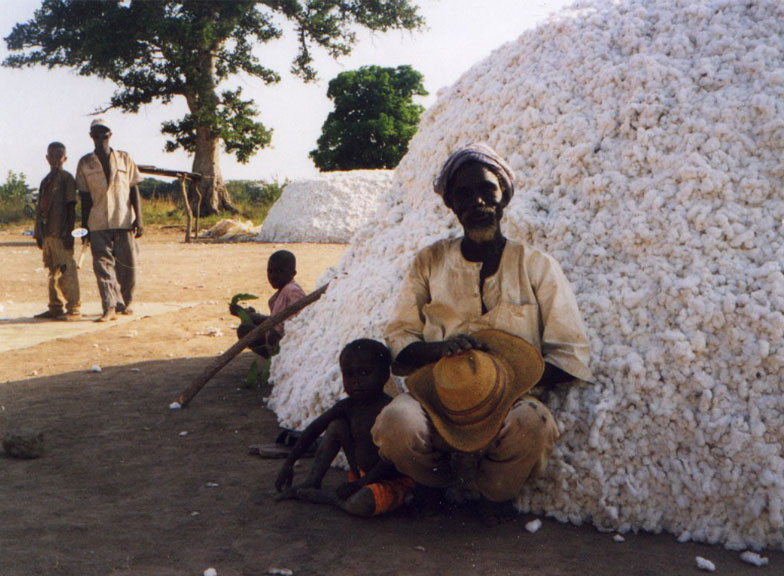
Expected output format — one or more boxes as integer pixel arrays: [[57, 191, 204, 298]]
[[4, 1, 424, 214], [310, 64, 427, 171]]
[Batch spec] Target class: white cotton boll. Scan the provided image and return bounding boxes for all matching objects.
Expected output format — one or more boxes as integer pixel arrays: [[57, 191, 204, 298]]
[[203, 569, 217, 576], [740, 551, 768, 566], [268, 0, 784, 552], [525, 519, 543, 533], [89, 365, 102, 373], [695, 557, 716, 572], [613, 534, 625, 542], [168, 402, 181, 410]]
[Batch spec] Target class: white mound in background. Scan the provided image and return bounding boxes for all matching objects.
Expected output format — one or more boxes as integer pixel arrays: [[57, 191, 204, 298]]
[[268, 0, 784, 550], [257, 170, 393, 243]]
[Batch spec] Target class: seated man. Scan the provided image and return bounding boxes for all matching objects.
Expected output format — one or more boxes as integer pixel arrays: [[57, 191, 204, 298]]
[[275, 339, 415, 517], [372, 143, 593, 508], [230, 249, 305, 358]]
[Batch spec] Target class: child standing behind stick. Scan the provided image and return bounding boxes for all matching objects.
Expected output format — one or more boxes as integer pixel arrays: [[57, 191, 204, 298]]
[[230, 250, 305, 358], [33, 142, 81, 321], [275, 339, 415, 517]]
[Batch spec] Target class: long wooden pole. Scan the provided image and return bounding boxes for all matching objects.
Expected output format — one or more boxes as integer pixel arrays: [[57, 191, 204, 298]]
[[173, 283, 329, 408]]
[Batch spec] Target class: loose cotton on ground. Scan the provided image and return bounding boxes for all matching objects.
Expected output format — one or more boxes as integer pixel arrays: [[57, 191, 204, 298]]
[[269, 0, 784, 550], [257, 170, 392, 243]]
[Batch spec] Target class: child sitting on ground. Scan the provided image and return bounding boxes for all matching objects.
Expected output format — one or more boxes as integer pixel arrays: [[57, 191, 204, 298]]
[[274, 339, 415, 517], [33, 142, 81, 321], [229, 249, 305, 358]]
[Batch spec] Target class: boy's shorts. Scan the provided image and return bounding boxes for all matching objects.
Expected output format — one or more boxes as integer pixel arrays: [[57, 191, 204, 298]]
[[348, 470, 416, 515]]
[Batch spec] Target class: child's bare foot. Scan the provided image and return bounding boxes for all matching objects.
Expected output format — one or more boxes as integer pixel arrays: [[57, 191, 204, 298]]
[[274, 487, 298, 501], [294, 487, 335, 505]]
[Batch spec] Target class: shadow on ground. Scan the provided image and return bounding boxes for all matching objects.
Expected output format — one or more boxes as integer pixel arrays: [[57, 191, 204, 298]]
[[0, 354, 780, 576]]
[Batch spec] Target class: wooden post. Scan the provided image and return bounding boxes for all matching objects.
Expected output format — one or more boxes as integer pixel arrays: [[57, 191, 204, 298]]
[[173, 283, 329, 408], [193, 187, 202, 239], [180, 177, 194, 243], [137, 166, 202, 243]]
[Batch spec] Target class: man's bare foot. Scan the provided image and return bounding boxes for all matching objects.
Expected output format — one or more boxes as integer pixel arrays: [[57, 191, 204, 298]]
[[476, 499, 520, 527], [95, 307, 116, 322]]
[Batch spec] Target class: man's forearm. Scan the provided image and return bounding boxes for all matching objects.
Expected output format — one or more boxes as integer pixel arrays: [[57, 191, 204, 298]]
[[130, 185, 143, 226], [392, 341, 446, 375], [392, 334, 486, 376]]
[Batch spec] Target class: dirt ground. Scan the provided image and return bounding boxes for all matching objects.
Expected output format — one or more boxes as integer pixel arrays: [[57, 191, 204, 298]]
[[0, 227, 779, 576]]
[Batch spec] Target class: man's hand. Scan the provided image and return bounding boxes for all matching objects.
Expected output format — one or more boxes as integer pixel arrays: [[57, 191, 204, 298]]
[[393, 334, 488, 375], [440, 334, 487, 357], [82, 229, 90, 245], [275, 462, 294, 493], [132, 220, 144, 238]]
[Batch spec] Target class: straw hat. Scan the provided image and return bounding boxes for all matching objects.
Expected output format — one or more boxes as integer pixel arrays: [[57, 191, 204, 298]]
[[406, 329, 544, 452]]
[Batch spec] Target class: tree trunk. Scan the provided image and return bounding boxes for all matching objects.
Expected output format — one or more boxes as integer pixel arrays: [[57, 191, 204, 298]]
[[190, 127, 235, 216], [186, 47, 236, 217]]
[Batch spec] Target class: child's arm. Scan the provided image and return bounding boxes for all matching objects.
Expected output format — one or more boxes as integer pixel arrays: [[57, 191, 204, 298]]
[[336, 459, 397, 501], [274, 402, 347, 492], [63, 201, 76, 250]]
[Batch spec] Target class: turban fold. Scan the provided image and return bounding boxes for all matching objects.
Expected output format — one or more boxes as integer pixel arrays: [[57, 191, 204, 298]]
[[433, 143, 515, 207]]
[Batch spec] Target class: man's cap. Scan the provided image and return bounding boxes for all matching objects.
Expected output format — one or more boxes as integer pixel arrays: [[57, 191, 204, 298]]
[[90, 118, 111, 132], [406, 329, 544, 452]]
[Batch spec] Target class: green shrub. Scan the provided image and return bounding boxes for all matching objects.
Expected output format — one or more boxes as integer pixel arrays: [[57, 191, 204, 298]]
[[0, 171, 33, 225]]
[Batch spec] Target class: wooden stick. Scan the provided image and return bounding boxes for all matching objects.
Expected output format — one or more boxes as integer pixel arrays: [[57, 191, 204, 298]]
[[173, 282, 329, 408]]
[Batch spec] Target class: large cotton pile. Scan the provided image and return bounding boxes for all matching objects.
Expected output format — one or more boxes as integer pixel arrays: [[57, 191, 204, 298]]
[[268, 0, 784, 551], [257, 170, 392, 243]]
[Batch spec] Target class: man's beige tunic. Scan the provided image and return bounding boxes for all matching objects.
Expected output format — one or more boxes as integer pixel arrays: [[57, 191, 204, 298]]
[[76, 150, 141, 231], [385, 237, 593, 381]]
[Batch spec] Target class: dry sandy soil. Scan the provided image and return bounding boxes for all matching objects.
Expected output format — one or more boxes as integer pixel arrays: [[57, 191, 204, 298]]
[[0, 227, 780, 576]]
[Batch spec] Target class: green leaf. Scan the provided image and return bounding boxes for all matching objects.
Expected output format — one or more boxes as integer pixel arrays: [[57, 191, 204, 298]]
[[231, 293, 258, 306], [243, 359, 259, 389]]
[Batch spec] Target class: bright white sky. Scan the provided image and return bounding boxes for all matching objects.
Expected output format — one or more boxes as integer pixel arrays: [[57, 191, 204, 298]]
[[0, 0, 574, 186]]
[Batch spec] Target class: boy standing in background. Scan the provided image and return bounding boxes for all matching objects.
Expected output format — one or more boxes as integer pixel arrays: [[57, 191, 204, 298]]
[[33, 141, 81, 321]]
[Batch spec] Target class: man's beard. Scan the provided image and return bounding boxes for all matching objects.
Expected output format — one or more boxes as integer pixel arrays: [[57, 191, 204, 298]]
[[461, 208, 500, 243], [464, 222, 498, 243]]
